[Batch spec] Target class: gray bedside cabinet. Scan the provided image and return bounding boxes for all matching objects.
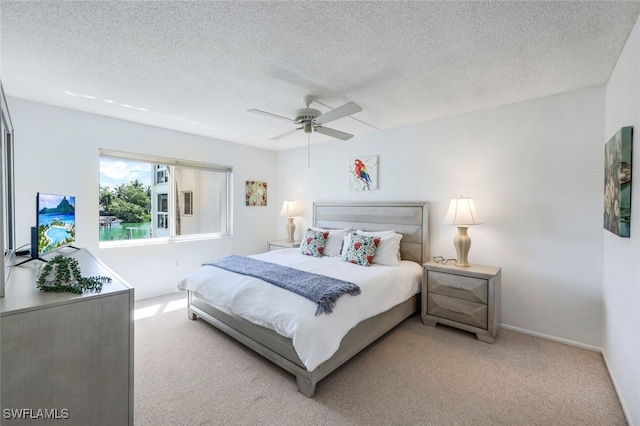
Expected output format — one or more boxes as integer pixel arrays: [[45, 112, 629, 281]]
[[422, 261, 501, 343], [1, 248, 134, 425], [267, 240, 301, 251]]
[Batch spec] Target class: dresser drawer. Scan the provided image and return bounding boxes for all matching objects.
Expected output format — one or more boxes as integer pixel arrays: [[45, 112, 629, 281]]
[[427, 271, 488, 304], [427, 293, 488, 329]]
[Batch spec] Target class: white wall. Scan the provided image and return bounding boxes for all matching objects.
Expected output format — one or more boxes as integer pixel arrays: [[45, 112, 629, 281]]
[[604, 15, 640, 426], [7, 55, 635, 421], [9, 98, 278, 300], [278, 86, 605, 348]]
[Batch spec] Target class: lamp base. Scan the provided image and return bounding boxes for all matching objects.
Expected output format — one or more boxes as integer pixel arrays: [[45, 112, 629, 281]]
[[453, 226, 471, 267], [285, 217, 296, 243]]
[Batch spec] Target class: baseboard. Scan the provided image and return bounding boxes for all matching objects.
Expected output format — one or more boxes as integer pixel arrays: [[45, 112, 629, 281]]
[[500, 323, 602, 353], [601, 349, 634, 426]]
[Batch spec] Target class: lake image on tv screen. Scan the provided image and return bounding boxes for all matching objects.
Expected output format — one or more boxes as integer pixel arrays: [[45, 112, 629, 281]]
[[38, 194, 75, 254]]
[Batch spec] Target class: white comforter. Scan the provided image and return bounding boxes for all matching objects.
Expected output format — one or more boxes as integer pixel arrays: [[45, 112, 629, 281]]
[[176, 249, 422, 371]]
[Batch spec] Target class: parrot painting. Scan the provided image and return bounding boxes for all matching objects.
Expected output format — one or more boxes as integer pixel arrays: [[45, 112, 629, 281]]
[[354, 159, 372, 190]]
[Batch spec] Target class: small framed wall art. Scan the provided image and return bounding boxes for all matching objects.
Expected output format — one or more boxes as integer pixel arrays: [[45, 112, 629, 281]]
[[246, 181, 267, 206], [604, 126, 633, 237], [349, 155, 378, 191]]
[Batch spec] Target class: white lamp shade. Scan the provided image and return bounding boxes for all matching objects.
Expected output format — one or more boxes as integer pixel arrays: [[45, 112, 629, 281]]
[[443, 197, 482, 226], [280, 200, 299, 217]]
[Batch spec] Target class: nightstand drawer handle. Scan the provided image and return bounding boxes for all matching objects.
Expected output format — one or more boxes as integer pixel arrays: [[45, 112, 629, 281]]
[[446, 307, 464, 314], [449, 285, 466, 290]]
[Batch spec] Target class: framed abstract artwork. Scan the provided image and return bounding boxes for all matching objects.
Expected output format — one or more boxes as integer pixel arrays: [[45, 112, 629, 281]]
[[246, 181, 267, 206], [349, 155, 378, 191], [604, 126, 633, 237]]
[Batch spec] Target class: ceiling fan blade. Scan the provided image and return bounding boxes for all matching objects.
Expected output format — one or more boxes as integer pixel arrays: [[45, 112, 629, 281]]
[[270, 127, 302, 140], [247, 109, 294, 123], [313, 102, 362, 125], [314, 126, 354, 141]]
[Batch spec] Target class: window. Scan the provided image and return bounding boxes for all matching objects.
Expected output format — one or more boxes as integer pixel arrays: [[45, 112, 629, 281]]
[[183, 191, 193, 216], [155, 165, 168, 184], [157, 193, 168, 212], [157, 193, 169, 232], [99, 150, 232, 244], [157, 214, 168, 229]]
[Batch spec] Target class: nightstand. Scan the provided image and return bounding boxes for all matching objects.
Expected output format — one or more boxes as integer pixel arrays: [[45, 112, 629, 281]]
[[267, 240, 301, 251], [422, 261, 501, 343]]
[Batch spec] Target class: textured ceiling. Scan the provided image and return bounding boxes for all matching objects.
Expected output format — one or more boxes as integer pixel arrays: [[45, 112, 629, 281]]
[[2, 1, 640, 151]]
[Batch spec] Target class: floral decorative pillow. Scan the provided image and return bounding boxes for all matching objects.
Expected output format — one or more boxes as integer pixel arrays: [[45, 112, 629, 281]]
[[355, 230, 403, 266], [311, 227, 351, 256], [342, 233, 381, 266], [299, 228, 329, 257]]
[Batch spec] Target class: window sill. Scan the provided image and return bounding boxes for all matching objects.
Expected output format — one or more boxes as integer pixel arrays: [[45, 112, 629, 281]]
[[99, 233, 231, 249]]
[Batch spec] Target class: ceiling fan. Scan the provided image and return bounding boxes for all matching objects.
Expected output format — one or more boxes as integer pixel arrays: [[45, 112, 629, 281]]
[[247, 95, 363, 141]]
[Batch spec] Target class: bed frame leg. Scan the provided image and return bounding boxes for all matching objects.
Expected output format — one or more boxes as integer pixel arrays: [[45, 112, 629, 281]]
[[296, 376, 316, 398], [187, 308, 197, 320]]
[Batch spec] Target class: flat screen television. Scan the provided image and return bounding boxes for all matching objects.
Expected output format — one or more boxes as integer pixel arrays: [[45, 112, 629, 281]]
[[36, 192, 76, 255], [17, 193, 76, 265]]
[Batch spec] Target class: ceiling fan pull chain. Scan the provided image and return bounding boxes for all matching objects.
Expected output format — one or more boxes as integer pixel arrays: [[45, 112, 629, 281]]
[[308, 133, 311, 168]]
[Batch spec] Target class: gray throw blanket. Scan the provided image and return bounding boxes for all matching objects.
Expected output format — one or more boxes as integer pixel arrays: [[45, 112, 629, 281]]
[[203, 255, 361, 315]]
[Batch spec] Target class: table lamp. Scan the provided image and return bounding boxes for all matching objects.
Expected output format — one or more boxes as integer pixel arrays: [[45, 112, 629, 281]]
[[443, 197, 482, 267], [280, 200, 299, 242]]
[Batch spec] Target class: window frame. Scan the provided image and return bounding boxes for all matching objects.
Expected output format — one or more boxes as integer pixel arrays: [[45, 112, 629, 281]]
[[99, 149, 233, 247], [0, 82, 15, 297]]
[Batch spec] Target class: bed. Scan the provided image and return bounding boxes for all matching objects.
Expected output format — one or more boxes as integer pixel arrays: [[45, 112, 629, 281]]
[[178, 202, 429, 397]]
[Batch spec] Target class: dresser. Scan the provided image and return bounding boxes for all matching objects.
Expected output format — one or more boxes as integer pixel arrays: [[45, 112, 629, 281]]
[[422, 261, 501, 343], [0, 248, 134, 425]]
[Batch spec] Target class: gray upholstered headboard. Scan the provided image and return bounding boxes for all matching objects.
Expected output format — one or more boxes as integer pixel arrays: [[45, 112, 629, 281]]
[[313, 202, 429, 264]]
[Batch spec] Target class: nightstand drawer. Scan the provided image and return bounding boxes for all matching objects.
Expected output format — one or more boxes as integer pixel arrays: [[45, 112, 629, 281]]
[[428, 271, 488, 304], [427, 293, 488, 329]]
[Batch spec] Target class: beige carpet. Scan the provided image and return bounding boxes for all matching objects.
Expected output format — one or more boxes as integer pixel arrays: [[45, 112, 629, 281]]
[[134, 293, 626, 425]]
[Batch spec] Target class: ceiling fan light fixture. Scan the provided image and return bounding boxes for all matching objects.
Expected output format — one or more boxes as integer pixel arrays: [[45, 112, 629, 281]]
[[303, 122, 313, 133]]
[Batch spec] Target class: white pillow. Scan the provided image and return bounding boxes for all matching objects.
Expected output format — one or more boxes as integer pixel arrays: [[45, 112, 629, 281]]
[[354, 230, 403, 266], [342, 233, 352, 256], [312, 227, 350, 256]]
